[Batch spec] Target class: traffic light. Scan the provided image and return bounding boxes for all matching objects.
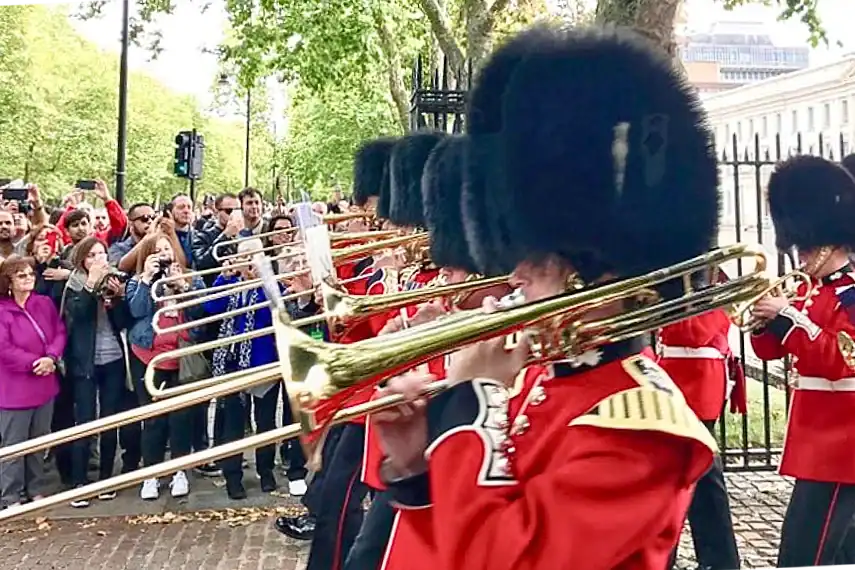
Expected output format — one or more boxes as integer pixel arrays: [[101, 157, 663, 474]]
[[190, 134, 204, 180], [174, 131, 192, 178]]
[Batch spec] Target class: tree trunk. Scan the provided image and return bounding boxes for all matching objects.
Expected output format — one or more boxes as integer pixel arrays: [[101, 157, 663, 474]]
[[417, 0, 466, 74], [372, 9, 410, 132], [466, 0, 510, 72], [594, 0, 682, 56]]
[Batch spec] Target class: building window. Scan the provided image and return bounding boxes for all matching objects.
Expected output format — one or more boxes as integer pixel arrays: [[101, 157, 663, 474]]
[[823, 103, 831, 129], [775, 113, 782, 134], [749, 119, 755, 140], [791, 110, 798, 133], [736, 121, 743, 141], [843, 100, 850, 125], [762, 116, 768, 138], [807, 107, 815, 131], [725, 124, 732, 146]]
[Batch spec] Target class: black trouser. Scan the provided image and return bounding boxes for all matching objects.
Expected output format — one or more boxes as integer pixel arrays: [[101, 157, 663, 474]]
[[217, 383, 279, 482], [669, 419, 739, 570], [189, 402, 209, 452], [279, 383, 308, 481], [778, 480, 855, 567], [306, 423, 370, 570], [51, 372, 75, 486], [130, 353, 191, 467], [344, 491, 396, 570], [117, 383, 141, 473], [301, 425, 346, 516], [70, 358, 128, 485]]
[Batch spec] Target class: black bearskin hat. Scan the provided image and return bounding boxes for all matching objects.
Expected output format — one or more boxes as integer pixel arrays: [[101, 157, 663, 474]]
[[353, 137, 397, 208], [767, 155, 855, 251], [389, 131, 447, 227], [465, 25, 719, 282], [842, 153, 855, 178], [463, 27, 556, 277], [421, 136, 479, 274]]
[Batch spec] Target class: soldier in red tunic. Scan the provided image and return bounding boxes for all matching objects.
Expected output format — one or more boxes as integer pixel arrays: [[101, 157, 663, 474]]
[[750, 155, 855, 567], [369, 25, 722, 570], [658, 310, 741, 570]]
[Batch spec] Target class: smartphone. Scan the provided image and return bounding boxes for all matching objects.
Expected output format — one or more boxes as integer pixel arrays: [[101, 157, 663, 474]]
[[76, 180, 97, 191], [2, 187, 28, 201]]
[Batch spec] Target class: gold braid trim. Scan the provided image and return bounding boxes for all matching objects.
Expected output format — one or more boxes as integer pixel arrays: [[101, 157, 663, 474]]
[[569, 386, 718, 454]]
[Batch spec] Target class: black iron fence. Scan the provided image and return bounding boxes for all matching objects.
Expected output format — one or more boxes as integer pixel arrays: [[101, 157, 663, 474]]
[[407, 55, 855, 472]]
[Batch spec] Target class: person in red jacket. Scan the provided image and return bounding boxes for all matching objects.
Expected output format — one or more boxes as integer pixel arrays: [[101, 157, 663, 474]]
[[750, 155, 855, 567], [56, 180, 127, 246], [658, 310, 741, 570], [370, 25, 720, 570]]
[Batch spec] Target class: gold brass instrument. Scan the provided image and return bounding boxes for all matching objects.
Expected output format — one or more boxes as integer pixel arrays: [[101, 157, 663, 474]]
[[146, 274, 511, 399], [730, 270, 814, 331], [0, 243, 774, 523], [213, 230, 400, 263], [210, 211, 376, 261], [152, 232, 429, 303]]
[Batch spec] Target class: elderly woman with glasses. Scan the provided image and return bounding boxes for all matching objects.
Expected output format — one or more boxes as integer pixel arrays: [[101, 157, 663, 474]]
[[0, 255, 67, 509]]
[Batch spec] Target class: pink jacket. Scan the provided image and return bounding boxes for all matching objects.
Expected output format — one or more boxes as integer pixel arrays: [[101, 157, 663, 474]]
[[0, 294, 67, 410]]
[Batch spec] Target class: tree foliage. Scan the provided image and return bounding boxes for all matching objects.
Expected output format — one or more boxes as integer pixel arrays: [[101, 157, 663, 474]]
[[0, 4, 279, 205]]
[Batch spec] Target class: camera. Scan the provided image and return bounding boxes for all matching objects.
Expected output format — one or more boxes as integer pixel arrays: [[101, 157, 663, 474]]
[[152, 256, 174, 283], [95, 267, 130, 300]]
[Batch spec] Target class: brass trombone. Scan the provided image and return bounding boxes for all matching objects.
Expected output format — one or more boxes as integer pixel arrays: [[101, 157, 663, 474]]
[[730, 270, 814, 331], [146, 275, 510, 399], [0, 243, 772, 523], [151, 232, 429, 303], [214, 230, 400, 263], [211, 211, 376, 261]]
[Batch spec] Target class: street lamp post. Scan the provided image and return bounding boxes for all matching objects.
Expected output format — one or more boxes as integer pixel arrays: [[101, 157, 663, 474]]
[[244, 89, 251, 188], [115, 0, 130, 206]]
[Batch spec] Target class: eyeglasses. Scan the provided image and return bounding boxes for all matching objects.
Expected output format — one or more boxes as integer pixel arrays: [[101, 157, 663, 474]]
[[132, 215, 155, 223], [14, 272, 35, 280]]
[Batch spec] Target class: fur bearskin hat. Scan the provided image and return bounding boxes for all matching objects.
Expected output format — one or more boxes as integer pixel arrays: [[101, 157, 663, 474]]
[[421, 136, 479, 274], [841, 153, 855, 178], [767, 155, 855, 251], [389, 130, 448, 227], [353, 137, 397, 209], [464, 25, 719, 282]]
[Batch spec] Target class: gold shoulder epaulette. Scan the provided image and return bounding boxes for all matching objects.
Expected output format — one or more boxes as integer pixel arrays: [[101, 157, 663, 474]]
[[569, 386, 718, 454]]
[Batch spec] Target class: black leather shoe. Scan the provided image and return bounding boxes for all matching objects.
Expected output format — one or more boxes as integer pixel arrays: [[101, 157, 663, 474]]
[[259, 471, 278, 493], [274, 514, 315, 541], [226, 479, 247, 500]]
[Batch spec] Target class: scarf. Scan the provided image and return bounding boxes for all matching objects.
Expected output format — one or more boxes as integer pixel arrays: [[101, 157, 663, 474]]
[[212, 286, 259, 379]]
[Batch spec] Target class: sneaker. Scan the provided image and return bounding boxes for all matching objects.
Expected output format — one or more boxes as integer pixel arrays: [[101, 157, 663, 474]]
[[97, 490, 117, 501], [70, 486, 90, 508], [194, 463, 222, 477], [288, 479, 307, 497], [259, 471, 277, 493], [169, 471, 189, 498], [140, 478, 160, 500]]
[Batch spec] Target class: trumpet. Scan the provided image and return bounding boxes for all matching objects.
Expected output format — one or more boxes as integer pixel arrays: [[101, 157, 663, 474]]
[[730, 269, 814, 331], [0, 243, 772, 523]]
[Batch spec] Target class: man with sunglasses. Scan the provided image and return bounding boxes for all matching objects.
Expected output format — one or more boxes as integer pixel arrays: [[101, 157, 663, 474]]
[[108, 203, 156, 266]]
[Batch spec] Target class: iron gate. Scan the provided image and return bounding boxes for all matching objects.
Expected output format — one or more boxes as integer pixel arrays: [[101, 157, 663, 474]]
[[408, 57, 854, 471]]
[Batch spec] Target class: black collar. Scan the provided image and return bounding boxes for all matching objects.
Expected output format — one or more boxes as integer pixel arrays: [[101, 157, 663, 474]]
[[821, 264, 854, 286], [552, 336, 648, 379]]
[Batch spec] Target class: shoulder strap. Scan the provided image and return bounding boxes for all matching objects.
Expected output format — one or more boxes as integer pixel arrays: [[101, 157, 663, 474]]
[[569, 385, 718, 454], [21, 307, 49, 348]]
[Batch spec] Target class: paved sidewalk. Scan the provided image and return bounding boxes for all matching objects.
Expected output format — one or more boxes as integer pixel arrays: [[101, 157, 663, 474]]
[[676, 471, 793, 569], [0, 470, 792, 569]]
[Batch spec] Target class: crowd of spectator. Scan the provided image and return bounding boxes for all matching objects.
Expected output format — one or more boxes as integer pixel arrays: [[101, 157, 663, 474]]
[[0, 180, 350, 510]]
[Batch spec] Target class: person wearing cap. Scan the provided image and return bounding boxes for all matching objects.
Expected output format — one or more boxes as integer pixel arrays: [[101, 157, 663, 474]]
[[274, 137, 398, 545], [751, 155, 855, 567], [353, 134, 514, 570], [370, 24, 719, 569], [657, 310, 741, 570]]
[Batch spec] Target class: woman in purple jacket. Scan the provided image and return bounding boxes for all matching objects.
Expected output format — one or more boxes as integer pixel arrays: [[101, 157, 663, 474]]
[[0, 255, 67, 508]]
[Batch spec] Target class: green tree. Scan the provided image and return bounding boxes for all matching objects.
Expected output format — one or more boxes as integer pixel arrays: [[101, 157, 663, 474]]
[[0, 4, 277, 205]]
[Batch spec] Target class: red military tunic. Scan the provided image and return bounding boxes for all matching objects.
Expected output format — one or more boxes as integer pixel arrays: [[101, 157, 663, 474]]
[[657, 309, 733, 421], [378, 344, 716, 570], [751, 266, 855, 484]]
